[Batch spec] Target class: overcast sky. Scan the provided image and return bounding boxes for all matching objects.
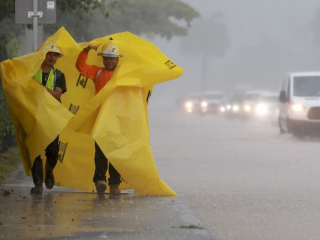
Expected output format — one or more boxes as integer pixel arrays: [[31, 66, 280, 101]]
[[151, 0, 320, 101], [186, 0, 320, 52]]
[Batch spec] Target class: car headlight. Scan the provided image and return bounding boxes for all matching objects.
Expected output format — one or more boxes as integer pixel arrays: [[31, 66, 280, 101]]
[[244, 104, 251, 112], [291, 103, 304, 112], [220, 106, 226, 112], [185, 102, 193, 108], [232, 105, 239, 111], [201, 101, 208, 108], [255, 103, 268, 115], [226, 104, 231, 110]]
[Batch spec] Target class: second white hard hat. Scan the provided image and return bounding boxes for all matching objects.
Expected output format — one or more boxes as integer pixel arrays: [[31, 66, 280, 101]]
[[97, 42, 122, 57]]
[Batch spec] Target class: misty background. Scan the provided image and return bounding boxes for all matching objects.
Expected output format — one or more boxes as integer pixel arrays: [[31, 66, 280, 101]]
[[7, 0, 320, 105], [150, 0, 320, 104]]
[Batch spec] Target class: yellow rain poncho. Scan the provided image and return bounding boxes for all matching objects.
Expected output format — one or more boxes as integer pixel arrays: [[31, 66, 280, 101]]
[[0, 27, 183, 196]]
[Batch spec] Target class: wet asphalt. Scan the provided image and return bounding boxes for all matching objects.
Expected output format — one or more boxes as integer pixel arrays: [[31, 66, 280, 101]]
[[0, 164, 214, 240]]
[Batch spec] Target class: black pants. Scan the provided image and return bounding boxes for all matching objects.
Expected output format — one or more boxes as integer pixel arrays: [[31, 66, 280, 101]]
[[46, 136, 59, 167], [93, 142, 121, 185], [34, 136, 59, 168], [32, 136, 59, 186]]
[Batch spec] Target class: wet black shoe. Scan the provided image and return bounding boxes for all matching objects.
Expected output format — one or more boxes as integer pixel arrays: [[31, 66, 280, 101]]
[[45, 171, 55, 189], [31, 157, 43, 194], [31, 186, 43, 194], [45, 160, 55, 189]]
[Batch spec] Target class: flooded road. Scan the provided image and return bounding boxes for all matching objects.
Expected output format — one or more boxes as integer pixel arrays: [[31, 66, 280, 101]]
[[1, 100, 320, 240], [149, 102, 320, 240]]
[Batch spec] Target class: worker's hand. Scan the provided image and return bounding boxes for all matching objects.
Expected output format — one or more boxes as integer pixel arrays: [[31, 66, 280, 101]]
[[84, 45, 92, 52]]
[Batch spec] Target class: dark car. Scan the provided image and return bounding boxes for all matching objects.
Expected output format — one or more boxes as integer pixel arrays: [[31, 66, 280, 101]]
[[200, 91, 226, 114], [239, 90, 279, 121], [223, 94, 244, 119], [176, 93, 202, 114]]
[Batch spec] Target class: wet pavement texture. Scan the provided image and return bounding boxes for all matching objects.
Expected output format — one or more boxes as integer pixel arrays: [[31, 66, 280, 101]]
[[0, 165, 214, 240]]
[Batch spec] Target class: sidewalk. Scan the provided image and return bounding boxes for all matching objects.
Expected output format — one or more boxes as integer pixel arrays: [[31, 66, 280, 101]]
[[0, 165, 214, 240]]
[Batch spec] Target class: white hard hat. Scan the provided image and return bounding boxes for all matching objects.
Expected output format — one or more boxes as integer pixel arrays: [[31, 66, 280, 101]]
[[48, 43, 63, 58], [98, 42, 122, 57]]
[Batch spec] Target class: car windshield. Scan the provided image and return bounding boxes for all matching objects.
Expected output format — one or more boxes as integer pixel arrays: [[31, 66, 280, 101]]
[[294, 76, 320, 97]]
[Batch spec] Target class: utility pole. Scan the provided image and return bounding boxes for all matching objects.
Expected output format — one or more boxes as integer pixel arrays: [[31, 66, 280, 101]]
[[15, 0, 56, 52], [32, 0, 39, 51]]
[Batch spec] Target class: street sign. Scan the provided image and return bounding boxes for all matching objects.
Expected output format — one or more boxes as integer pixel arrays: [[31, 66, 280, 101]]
[[15, 0, 56, 24]]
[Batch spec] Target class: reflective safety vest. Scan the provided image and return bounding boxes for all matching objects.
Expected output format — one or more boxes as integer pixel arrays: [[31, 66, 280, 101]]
[[34, 68, 56, 90]]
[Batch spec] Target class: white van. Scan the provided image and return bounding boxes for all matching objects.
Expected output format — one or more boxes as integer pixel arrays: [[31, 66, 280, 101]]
[[278, 72, 320, 136]]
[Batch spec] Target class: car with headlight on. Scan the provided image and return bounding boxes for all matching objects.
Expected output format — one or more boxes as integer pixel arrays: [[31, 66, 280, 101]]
[[279, 72, 320, 136], [254, 92, 279, 123], [240, 90, 268, 120], [200, 91, 226, 114], [177, 93, 202, 114], [222, 94, 244, 118]]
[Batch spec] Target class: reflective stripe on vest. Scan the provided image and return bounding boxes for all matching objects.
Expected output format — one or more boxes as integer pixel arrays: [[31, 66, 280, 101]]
[[95, 68, 103, 85], [34, 68, 56, 90]]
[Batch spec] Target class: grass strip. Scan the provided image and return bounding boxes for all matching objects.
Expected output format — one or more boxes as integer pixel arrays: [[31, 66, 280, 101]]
[[0, 147, 21, 186]]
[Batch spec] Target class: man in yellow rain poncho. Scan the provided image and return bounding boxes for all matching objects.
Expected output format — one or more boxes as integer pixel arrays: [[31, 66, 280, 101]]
[[31, 43, 67, 194], [0, 27, 183, 196], [76, 41, 123, 195]]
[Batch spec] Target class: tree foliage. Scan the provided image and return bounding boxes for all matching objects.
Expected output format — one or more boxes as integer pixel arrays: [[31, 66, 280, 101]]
[[1, 0, 199, 42], [0, 35, 16, 145], [45, 0, 200, 41], [57, 0, 108, 16], [0, 0, 15, 22], [98, 0, 200, 40]]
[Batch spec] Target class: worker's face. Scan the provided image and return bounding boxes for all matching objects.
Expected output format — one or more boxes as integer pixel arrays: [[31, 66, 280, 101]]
[[44, 52, 60, 66], [103, 57, 119, 71]]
